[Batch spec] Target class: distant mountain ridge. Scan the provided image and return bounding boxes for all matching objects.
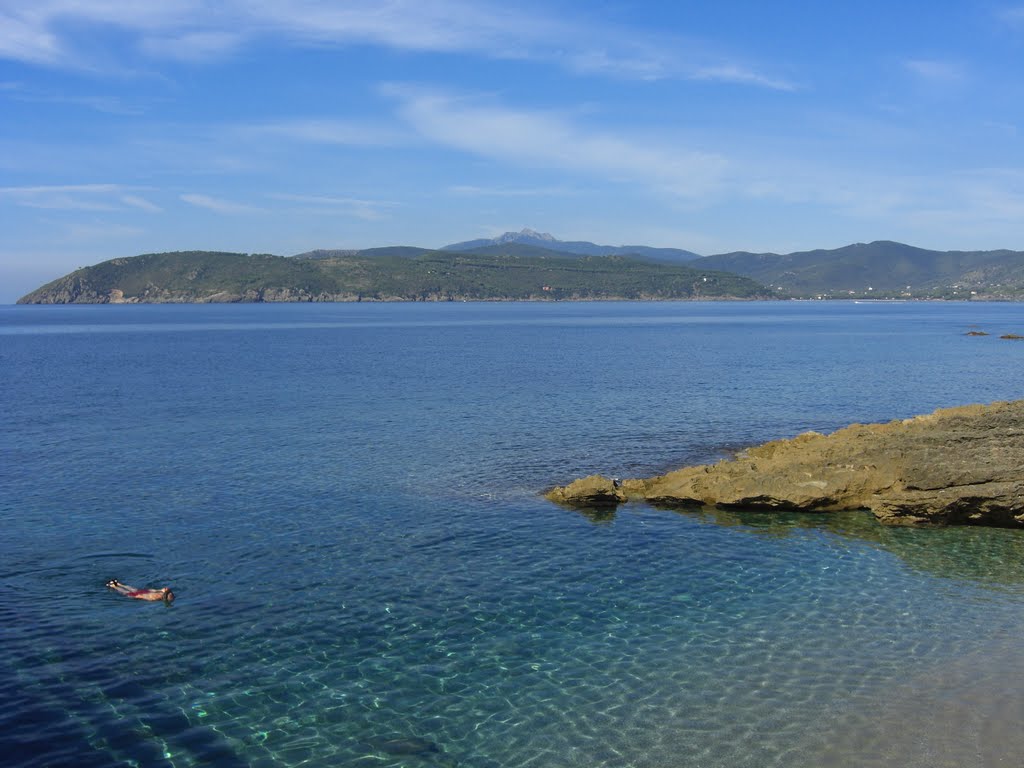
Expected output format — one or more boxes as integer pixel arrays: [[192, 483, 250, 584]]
[[16, 235, 1024, 304], [442, 228, 702, 264], [691, 240, 1024, 298]]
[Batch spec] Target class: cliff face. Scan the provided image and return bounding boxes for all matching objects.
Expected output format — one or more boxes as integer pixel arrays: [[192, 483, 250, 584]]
[[546, 401, 1024, 527]]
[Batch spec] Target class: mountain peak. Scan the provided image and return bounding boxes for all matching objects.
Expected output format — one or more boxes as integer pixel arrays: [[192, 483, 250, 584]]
[[495, 228, 557, 243], [521, 228, 556, 241], [440, 230, 701, 264]]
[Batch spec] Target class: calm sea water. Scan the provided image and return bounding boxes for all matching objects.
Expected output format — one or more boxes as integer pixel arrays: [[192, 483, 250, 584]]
[[2, 300, 1024, 768]]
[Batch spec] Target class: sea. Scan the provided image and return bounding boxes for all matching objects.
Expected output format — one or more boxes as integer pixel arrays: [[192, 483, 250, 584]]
[[2, 300, 1024, 768]]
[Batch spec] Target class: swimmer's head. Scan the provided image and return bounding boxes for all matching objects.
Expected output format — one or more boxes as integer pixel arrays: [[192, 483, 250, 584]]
[[162, 588, 174, 602]]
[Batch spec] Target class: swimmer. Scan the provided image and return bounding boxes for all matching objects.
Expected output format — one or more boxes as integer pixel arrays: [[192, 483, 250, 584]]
[[107, 579, 174, 602]]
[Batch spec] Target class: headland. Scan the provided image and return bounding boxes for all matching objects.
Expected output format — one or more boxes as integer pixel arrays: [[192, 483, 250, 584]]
[[547, 400, 1024, 527]]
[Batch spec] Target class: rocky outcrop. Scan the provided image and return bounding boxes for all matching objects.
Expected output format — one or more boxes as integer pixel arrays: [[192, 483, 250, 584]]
[[546, 401, 1024, 527], [545, 475, 627, 507]]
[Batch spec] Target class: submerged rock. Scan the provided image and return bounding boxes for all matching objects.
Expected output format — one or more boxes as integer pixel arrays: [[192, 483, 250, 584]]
[[546, 401, 1024, 527]]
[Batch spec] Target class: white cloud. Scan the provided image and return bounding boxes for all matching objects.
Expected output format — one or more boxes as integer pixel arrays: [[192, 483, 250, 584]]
[[734, 157, 1024, 247], [0, 1, 566, 67], [63, 221, 145, 241], [997, 6, 1024, 24], [2, 83, 143, 114], [0, 183, 116, 210], [180, 192, 259, 214], [387, 85, 728, 198], [0, 183, 158, 211], [565, 41, 794, 88], [691, 64, 797, 91], [139, 30, 247, 61], [904, 59, 967, 86], [448, 184, 576, 197], [0, 11, 63, 65], [0, 0, 796, 89], [565, 47, 671, 81], [120, 193, 162, 212], [270, 193, 397, 220], [245, 119, 406, 146], [946, 169, 1024, 220], [57, 94, 143, 114], [242, 0, 552, 55], [0, 1, 205, 66]]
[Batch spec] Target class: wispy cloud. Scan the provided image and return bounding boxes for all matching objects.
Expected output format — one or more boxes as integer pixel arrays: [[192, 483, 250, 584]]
[[244, 119, 407, 146], [904, 59, 967, 86], [735, 156, 1024, 246], [448, 184, 576, 197], [948, 168, 1024, 220], [139, 30, 247, 62], [566, 41, 794, 88], [843, 169, 1024, 246], [997, 6, 1024, 24], [0, 184, 118, 210], [2, 0, 540, 67], [180, 192, 260, 214], [0, 1, 796, 90], [0, 12, 64, 65], [565, 47, 672, 81], [270, 193, 398, 220], [387, 85, 728, 198], [0, 183, 160, 211], [2, 84, 144, 115], [63, 221, 146, 241], [243, 0, 555, 56], [691, 65, 797, 91], [121, 194, 162, 212], [0, 2, 204, 66]]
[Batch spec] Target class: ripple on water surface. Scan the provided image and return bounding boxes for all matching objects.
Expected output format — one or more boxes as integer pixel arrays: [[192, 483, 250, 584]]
[[7, 505, 1024, 768], [5, 302, 1024, 767]]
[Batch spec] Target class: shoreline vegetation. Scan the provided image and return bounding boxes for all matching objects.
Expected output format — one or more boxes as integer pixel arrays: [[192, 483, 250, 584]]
[[16, 234, 1024, 304], [546, 400, 1024, 528]]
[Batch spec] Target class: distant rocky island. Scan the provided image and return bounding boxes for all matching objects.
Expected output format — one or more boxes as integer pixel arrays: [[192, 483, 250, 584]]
[[16, 229, 1024, 304], [547, 400, 1024, 527]]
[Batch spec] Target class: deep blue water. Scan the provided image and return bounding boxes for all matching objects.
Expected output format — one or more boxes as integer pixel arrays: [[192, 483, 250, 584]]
[[2, 300, 1024, 768]]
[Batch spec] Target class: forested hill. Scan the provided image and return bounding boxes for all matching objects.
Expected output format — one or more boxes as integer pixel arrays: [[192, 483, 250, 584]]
[[21, 238, 1024, 304], [692, 240, 1024, 298], [17, 249, 769, 304]]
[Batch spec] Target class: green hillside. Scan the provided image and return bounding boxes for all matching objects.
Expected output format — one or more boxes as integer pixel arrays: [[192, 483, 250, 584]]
[[18, 251, 343, 304], [18, 250, 769, 304], [22, 238, 1024, 304], [694, 241, 1024, 298]]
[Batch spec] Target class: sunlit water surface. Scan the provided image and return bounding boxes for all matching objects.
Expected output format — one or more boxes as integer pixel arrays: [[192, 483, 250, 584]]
[[2, 301, 1024, 768]]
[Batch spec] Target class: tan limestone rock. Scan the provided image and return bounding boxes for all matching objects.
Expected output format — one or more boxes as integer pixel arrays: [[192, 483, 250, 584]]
[[546, 400, 1024, 527], [545, 475, 627, 507]]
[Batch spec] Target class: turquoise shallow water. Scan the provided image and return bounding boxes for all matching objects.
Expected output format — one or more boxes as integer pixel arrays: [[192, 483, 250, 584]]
[[2, 301, 1024, 767]]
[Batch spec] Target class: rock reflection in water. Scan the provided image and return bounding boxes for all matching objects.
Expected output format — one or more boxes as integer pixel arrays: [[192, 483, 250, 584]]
[[572, 502, 1024, 590]]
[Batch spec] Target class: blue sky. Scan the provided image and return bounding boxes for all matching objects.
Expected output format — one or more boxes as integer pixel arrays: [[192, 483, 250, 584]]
[[1, 0, 1023, 302]]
